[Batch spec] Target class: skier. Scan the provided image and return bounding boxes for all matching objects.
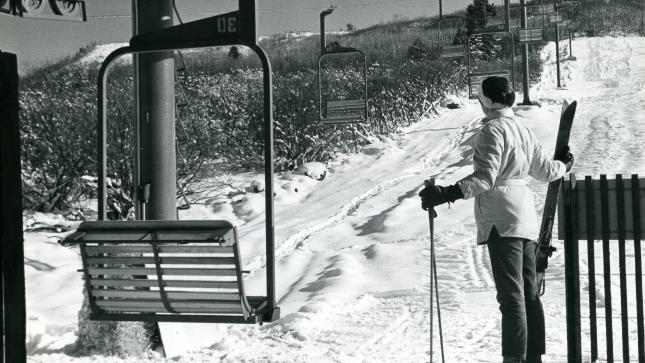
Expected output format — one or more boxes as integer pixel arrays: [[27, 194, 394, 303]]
[[419, 76, 574, 363]]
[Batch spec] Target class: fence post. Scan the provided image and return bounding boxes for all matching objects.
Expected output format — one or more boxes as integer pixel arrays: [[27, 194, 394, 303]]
[[564, 173, 582, 362], [615, 175, 630, 361], [584, 176, 598, 361], [600, 175, 614, 362], [631, 175, 645, 362], [0, 50, 27, 363]]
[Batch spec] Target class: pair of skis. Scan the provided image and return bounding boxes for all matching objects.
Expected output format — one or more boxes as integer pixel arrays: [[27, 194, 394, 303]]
[[536, 100, 578, 295]]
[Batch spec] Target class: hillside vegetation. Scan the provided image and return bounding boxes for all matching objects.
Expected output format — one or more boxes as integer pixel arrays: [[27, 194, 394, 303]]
[[18, 0, 642, 218]]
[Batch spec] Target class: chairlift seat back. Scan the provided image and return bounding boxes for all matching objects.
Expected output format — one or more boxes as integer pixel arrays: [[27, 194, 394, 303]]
[[440, 44, 465, 58], [468, 71, 511, 99]]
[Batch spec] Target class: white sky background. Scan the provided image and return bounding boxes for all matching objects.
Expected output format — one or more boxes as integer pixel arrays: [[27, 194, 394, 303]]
[[1, 0, 481, 72]]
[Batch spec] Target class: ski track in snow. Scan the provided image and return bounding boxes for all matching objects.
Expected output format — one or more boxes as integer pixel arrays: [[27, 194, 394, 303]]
[[244, 114, 483, 274]]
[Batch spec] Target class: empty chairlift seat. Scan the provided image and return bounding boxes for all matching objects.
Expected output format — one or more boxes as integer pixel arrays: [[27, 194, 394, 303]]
[[469, 70, 511, 99], [322, 99, 366, 125], [440, 44, 465, 59], [61, 220, 268, 324]]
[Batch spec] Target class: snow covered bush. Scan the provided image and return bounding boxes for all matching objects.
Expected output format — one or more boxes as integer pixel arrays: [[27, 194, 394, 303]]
[[20, 65, 134, 218], [298, 162, 327, 181]]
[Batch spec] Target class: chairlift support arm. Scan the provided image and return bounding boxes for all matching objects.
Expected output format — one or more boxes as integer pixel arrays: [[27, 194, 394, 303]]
[[320, 7, 335, 55]]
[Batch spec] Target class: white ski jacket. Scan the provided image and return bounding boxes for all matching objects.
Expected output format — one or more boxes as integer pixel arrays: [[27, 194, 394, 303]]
[[456, 108, 566, 244]]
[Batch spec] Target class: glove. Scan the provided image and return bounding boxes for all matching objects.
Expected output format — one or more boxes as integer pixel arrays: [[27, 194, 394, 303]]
[[555, 145, 574, 172], [419, 184, 464, 211]]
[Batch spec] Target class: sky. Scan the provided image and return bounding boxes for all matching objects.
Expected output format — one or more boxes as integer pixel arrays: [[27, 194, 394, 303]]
[[0, 0, 508, 72]]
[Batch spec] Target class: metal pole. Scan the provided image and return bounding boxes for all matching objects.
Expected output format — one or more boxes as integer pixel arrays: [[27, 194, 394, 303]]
[[132, 0, 143, 219], [504, 0, 510, 32], [320, 8, 334, 55], [136, 0, 177, 221], [555, 22, 562, 88], [439, 0, 442, 18], [251, 43, 278, 319], [568, 28, 573, 58], [0, 51, 26, 363], [520, 0, 533, 105]]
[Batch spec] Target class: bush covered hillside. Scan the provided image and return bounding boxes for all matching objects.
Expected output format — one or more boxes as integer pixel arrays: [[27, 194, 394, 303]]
[[18, 0, 641, 218]]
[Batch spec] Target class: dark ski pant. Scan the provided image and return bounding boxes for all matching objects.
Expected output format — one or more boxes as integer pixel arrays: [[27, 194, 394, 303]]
[[487, 227, 546, 362]]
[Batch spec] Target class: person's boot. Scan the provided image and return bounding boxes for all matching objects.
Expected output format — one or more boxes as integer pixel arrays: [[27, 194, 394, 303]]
[[525, 354, 542, 363], [502, 357, 524, 363]]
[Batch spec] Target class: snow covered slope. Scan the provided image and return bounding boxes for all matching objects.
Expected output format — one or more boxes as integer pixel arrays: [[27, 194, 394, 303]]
[[26, 36, 645, 362]]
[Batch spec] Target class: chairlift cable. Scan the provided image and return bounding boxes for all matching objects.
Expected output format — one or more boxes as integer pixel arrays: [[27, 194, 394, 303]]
[[88, 0, 428, 19]]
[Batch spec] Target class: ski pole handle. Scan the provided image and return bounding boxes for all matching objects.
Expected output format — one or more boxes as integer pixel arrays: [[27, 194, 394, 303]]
[[424, 179, 438, 219]]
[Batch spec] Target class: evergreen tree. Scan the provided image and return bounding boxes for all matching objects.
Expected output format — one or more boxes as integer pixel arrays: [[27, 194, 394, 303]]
[[465, 0, 497, 35], [228, 46, 241, 60], [465, 0, 502, 62]]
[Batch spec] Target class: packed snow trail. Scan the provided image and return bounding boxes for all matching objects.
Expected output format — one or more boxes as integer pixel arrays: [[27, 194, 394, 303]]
[[26, 37, 645, 362]]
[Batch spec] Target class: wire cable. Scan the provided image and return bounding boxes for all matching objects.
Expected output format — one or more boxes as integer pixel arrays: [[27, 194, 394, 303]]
[[87, 0, 428, 19]]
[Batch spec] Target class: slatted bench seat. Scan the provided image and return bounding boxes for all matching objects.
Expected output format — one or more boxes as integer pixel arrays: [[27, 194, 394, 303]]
[[468, 71, 511, 99], [321, 99, 366, 125], [61, 220, 269, 324], [440, 44, 465, 58]]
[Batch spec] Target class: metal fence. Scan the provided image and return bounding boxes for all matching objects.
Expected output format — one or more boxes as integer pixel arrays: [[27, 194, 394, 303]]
[[559, 174, 645, 362]]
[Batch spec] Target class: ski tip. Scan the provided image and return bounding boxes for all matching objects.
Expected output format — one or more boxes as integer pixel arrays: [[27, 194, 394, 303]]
[[561, 99, 577, 114]]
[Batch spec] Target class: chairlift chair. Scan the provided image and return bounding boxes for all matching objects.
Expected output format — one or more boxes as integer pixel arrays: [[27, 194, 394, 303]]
[[471, 13, 507, 34], [318, 8, 368, 126], [468, 70, 512, 100], [61, 220, 270, 323], [437, 16, 466, 59], [61, 0, 280, 325], [467, 31, 516, 99]]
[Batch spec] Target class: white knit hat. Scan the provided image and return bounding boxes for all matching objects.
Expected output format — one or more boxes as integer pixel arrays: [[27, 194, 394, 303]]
[[478, 81, 508, 110]]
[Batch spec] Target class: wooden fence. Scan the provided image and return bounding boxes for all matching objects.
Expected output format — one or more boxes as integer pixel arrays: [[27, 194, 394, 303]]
[[559, 174, 645, 362]]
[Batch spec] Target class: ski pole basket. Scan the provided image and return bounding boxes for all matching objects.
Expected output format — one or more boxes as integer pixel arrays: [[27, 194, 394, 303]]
[[61, 220, 276, 324]]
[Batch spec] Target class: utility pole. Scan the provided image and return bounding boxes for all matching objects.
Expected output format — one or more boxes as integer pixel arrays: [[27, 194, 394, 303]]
[[568, 27, 575, 60], [133, 0, 177, 221], [504, 0, 510, 32], [519, 0, 533, 105], [555, 21, 562, 88]]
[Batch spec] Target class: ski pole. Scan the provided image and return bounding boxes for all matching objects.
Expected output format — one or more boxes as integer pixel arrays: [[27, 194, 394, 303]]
[[433, 236, 446, 363], [425, 179, 445, 363]]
